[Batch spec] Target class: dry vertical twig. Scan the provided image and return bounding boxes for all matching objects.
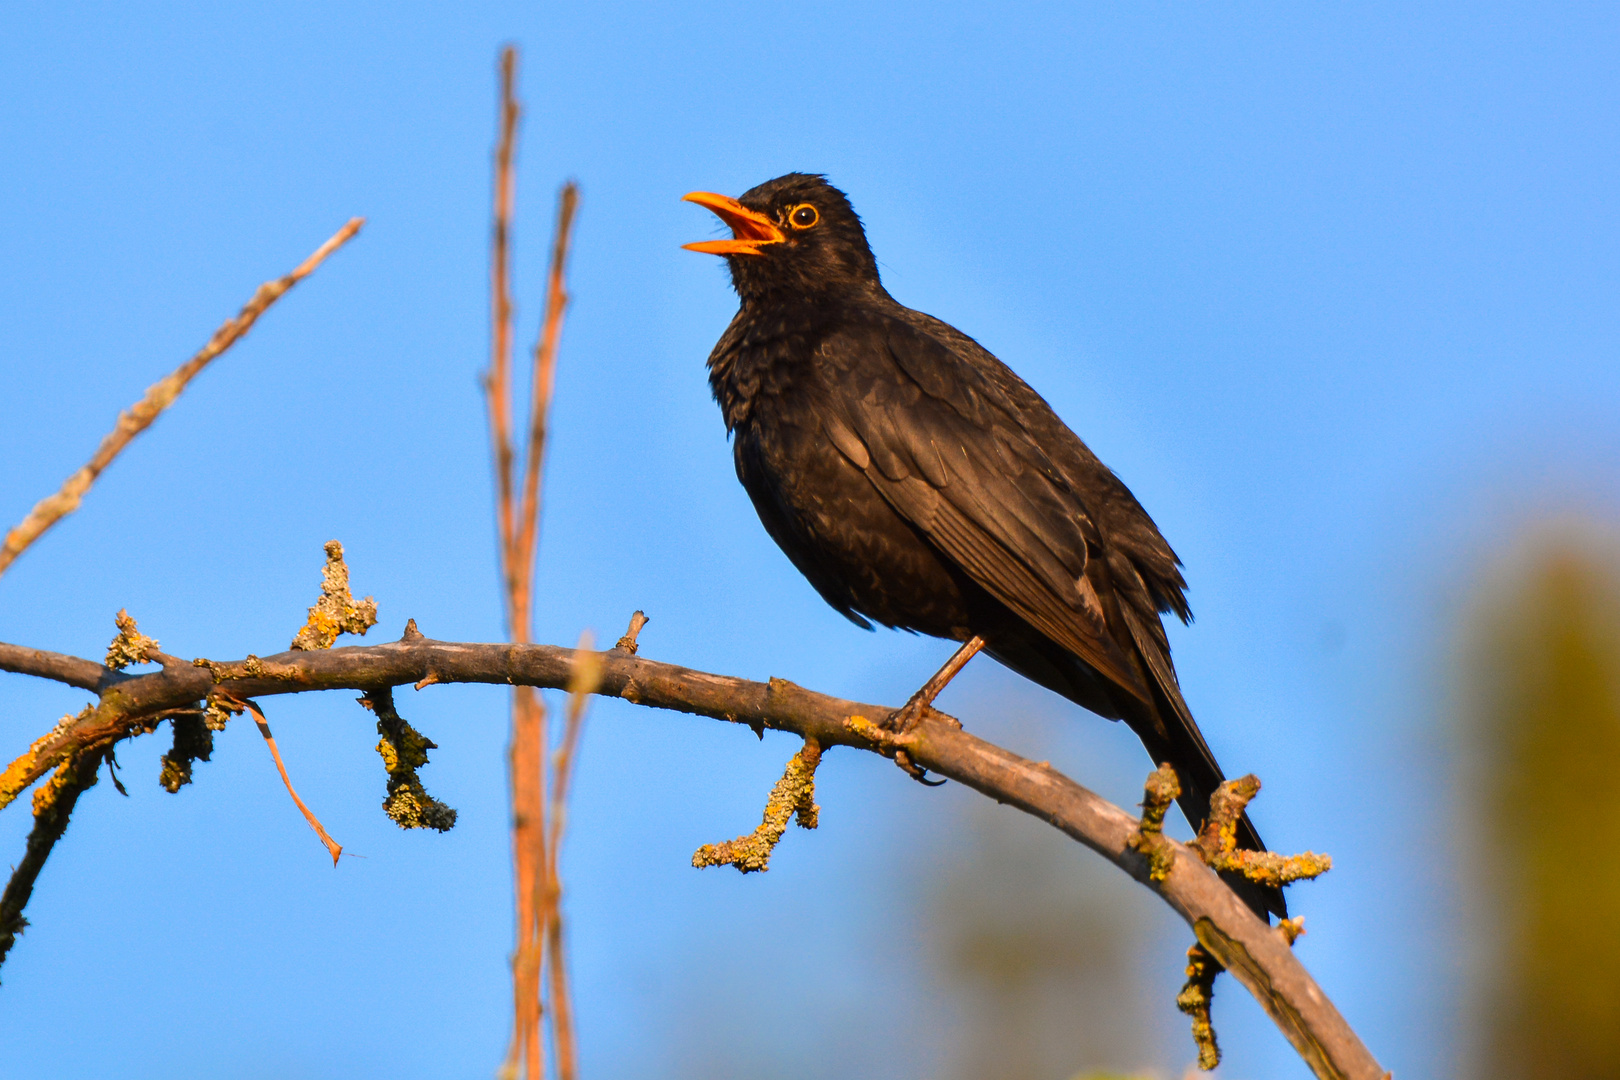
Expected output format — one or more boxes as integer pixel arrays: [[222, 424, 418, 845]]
[[485, 43, 583, 1080], [514, 180, 579, 590], [242, 700, 342, 867], [484, 47, 548, 1080], [487, 46, 521, 607], [545, 633, 601, 1080], [0, 218, 364, 580]]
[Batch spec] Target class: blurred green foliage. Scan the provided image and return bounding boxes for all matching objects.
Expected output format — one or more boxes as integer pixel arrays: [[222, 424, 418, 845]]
[[925, 798, 1162, 1080], [1463, 529, 1620, 1079]]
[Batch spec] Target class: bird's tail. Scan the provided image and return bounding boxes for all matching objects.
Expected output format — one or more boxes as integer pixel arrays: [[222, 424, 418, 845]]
[[983, 621, 1287, 921], [1123, 644, 1287, 921]]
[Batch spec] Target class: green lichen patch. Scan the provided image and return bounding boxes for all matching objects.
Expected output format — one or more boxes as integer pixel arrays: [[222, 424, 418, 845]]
[[159, 713, 214, 793], [362, 687, 456, 831]]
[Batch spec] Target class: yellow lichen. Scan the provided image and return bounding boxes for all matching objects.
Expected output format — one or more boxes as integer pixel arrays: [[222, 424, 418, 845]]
[[105, 609, 158, 670], [290, 540, 377, 651], [364, 687, 456, 831], [0, 708, 90, 813], [1126, 762, 1181, 882], [693, 739, 821, 873], [1177, 942, 1222, 1070], [1191, 774, 1332, 887]]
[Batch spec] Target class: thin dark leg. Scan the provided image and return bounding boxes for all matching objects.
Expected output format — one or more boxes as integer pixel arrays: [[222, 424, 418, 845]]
[[888, 635, 985, 734]]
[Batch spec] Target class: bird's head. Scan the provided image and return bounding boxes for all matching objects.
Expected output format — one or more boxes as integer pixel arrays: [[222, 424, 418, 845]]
[[682, 173, 880, 301]]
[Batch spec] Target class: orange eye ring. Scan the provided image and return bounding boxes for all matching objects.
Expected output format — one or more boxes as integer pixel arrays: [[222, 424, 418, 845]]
[[787, 203, 819, 229]]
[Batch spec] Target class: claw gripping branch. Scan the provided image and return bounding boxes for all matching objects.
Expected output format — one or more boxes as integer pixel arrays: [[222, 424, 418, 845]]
[[692, 739, 821, 873]]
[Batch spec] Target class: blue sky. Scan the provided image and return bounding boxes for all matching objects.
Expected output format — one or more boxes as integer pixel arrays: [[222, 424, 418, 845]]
[[3, 3, 1619, 1078]]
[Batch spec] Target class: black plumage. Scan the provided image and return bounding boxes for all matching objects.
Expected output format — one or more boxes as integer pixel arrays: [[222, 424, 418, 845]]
[[684, 173, 1284, 920]]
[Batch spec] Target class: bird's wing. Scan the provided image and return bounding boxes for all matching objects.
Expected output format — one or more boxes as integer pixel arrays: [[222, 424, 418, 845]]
[[819, 317, 1152, 703]]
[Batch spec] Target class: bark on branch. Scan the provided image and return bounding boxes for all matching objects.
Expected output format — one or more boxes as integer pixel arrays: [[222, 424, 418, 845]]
[[0, 633, 1386, 1079]]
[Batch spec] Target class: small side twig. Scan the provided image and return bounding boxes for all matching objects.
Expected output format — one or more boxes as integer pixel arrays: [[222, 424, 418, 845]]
[[1190, 775, 1333, 888], [361, 686, 457, 832], [105, 610, 160, 670], [614, 610, 649, 653], [241, 699, 342, 866], [693, 738, 822, 873], [0, 218, 363, 580], [1177, 941, 1223, 1071], [290, 541, 378, 651], [1126, 762, 1181, 882]]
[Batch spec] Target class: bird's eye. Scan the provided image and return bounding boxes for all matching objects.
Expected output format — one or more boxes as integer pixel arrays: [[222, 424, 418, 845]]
[[788, 204, 819, 229]]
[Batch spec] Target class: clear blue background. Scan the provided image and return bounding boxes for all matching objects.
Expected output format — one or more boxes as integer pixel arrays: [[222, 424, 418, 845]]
[[3, 3, 1618, 1077]]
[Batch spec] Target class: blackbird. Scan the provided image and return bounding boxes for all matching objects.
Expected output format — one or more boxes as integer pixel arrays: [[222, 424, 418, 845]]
[[683, 173, 1284, 920]]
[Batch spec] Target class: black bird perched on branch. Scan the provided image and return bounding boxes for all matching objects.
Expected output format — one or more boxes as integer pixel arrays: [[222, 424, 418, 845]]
[[683, 173, 1284, 920]]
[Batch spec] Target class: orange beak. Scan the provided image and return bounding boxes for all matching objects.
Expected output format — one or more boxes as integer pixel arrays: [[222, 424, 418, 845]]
[[682, 191, 785, 256]]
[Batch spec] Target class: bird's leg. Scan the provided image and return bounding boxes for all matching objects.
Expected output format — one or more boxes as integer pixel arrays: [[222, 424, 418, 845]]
[[887, 635, 985, 735]]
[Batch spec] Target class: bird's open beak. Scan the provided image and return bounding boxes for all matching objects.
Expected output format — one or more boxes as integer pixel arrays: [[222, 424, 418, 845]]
[[682, 191, 784, 256]]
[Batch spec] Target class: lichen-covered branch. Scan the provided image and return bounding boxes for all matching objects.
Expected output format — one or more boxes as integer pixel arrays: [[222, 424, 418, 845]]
[[1177, 942, 1222, 1070], [1126, 761, 1180, 882], [0, 218, 363, 580], [693, 738, 822, 873], [362, 686, 457, 831], [0, 632, 1386, 1079], [290, 541, 378, 651], [1192, 775, 1334, 888], [0, 744, 108, 975], [106, 610, 160, 670]]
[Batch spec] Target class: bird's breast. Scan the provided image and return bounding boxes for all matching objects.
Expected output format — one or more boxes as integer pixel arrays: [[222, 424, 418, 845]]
[[731, 394, 975, 639]]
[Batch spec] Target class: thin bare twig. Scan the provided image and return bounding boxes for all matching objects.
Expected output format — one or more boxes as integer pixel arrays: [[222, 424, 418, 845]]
[[486, 47, 521, 621], [483, 47, 547, 1080], [484, 46, 589, 1080], [0, 218, 364, 580], [514, 181, 579, 602], [242, 700, 342, 866]]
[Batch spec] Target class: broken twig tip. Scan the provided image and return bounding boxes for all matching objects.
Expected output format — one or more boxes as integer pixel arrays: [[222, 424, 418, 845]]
[[615, 610, 649, 653]]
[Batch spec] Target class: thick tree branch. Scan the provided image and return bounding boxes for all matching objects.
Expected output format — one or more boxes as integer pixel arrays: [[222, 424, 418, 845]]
[[0, 632, 1385, 1079]]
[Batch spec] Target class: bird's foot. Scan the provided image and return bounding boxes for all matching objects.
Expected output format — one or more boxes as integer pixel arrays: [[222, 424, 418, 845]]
[[893, 748, 946, 786], [883, 635, 985, 735]]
